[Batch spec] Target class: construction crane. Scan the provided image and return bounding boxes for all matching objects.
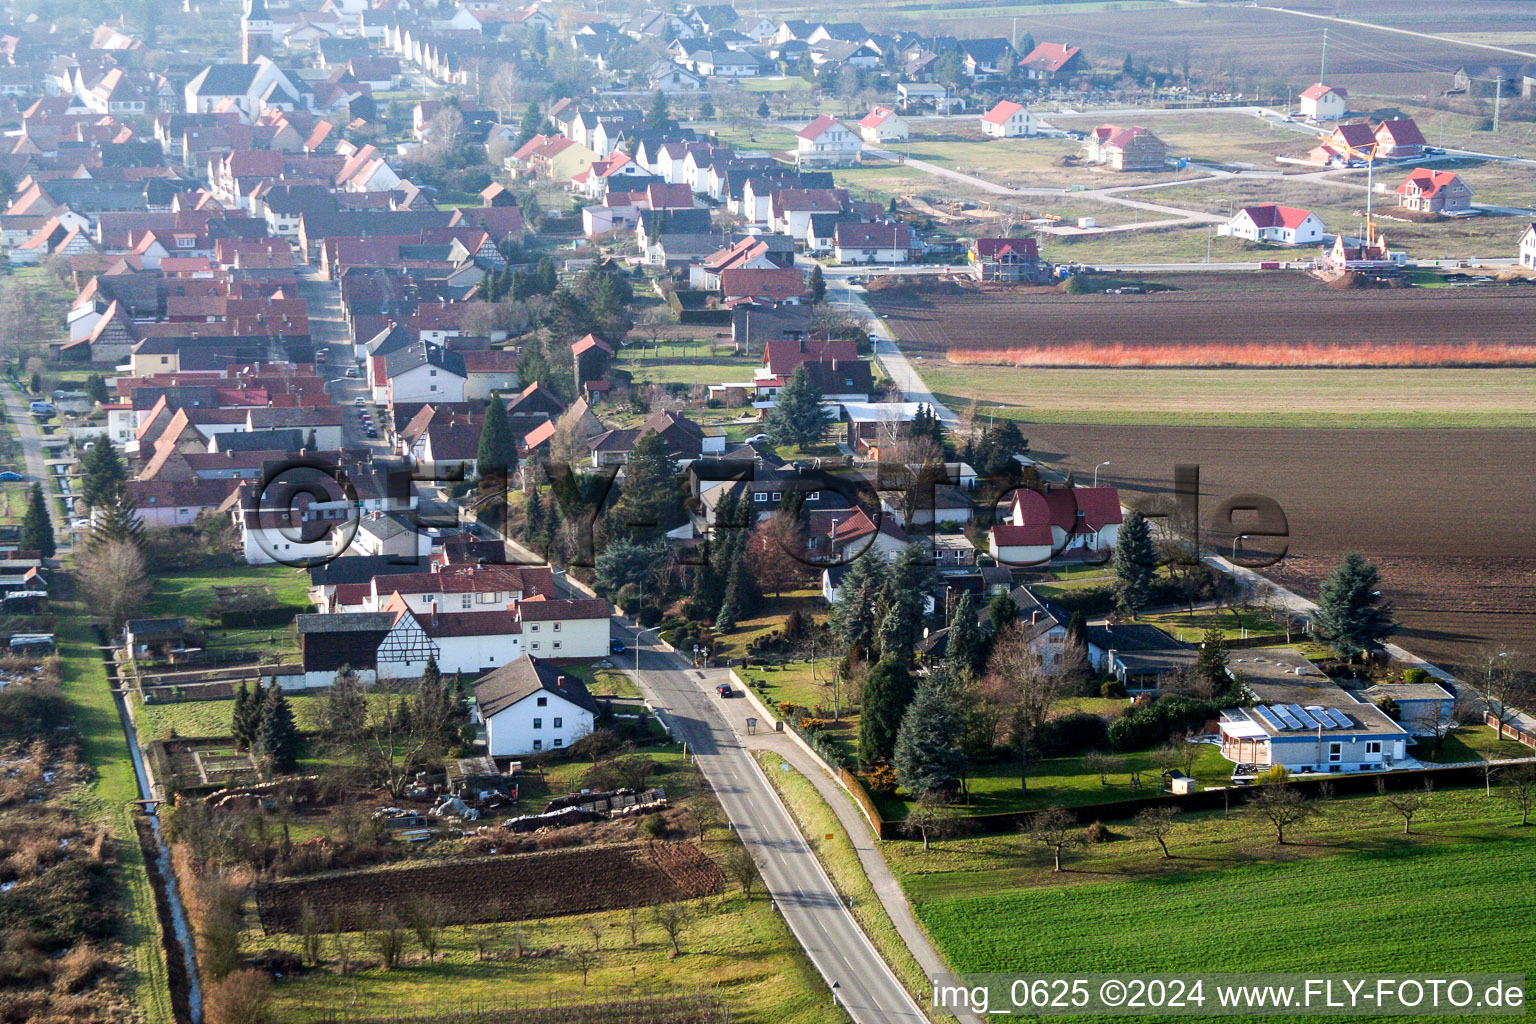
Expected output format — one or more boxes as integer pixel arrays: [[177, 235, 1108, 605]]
[[1316, 130, 1384, 248]]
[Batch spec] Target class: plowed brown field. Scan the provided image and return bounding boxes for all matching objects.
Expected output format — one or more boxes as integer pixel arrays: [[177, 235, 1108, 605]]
[[254, 841, 725, 934], [870, 280, 1536, 364], [1027, 424, 1536, 675]]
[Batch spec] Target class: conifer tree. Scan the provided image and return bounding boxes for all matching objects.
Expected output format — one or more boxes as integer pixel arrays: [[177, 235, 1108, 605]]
[[255, 680, 299, 773], [894, 669, 971, 797], [858, 657, 915, 766], [764, 365, 830, 449], [1112, 509, 1157, 616], [1312, 551, 1397, 659], [231, 680, 259, 751], [19, 482, 54, 558], [945, 592, 984, 676]]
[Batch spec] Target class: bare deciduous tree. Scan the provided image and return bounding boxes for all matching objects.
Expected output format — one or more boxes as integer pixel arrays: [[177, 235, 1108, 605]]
[[567, 943, 601, 985], [1134, 806, 1179, 858], [74, 538, 151, 629], [1376, 778, 1433, 834], [649, 901, 691, 957], [902, 793, 969, 851], [725, 845, 760, 897], [1083, 752, 1123, 787], [1501, 764, 1536, 826], [1247, 779, 1320, 845], [1023, 806, 1085, 872], [982, 628, 1060, 793]]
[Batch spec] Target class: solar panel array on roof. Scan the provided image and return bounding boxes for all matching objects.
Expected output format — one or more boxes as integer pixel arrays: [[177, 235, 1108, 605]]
[[1328, 708, 1352, 729], [1271, 705, 1303, 730], [1253, 706, 1286, 731]]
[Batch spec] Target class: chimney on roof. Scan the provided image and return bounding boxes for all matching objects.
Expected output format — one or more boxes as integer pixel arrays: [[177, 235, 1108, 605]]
[[1031, 611, 1040, 624], [556, 675, 566, 689]]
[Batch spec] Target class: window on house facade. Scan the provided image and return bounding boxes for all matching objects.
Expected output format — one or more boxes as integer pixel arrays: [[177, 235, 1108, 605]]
[[532, 739, 542, 751], [536, 696, 547, 706], [552, 738, 562, 748], [553, 641, 561, 650], [533, 718, 542, 729], [552, 622, 561, 631], [1365, 741, 1382, 755], [1328, 742, 1343, 763], [553, 717, 562, 728]]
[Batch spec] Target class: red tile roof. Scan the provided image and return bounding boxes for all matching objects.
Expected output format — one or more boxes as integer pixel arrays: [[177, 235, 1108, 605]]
[[1300, 82, 1346, 101], [981, 100, 1024, 126], [858, 106, 898, 129], [796, 114, 844, 141], [1375, 118, 1426, 147], [1395, 168, 1463, 197], [973, 237, 1040, 260], [718, 267, 808, 302], [514, 596, 611, 621], [992, 523, 1052, 547], [1019, 42, 1080, 73], [1238, 204, 1317, 229]]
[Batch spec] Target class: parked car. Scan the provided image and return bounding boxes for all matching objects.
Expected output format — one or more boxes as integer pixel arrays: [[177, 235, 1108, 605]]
[[353, 397, 364, 406], [345, 367, 361, 378], [745, 433, 770, 444], [0, 471, 22, 481], [716, 683, 732, 697], [315, 350, 327, 363], [364, 427, 378, 438], [28, 401, 53, 415], [610, 638, 627, 654]]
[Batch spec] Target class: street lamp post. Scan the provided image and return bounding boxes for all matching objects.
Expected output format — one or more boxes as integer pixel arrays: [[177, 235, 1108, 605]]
[[635, 625, 661, 673], [1232, 534, 1249, 565], [1093, 461, 1110, 487]]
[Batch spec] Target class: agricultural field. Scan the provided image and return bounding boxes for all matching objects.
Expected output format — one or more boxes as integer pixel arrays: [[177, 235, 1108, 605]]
[[1023, 421, 1536, 675], [919, 365, 1536, 428], [868, 273, 1536, 363], [251, 890, 837, 1024], [894, 787, 1536, 1022], [254, 842, 725, 932]]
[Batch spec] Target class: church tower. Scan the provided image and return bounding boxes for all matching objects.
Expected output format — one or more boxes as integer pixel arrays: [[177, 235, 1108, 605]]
[[241, 0, 273, 63]]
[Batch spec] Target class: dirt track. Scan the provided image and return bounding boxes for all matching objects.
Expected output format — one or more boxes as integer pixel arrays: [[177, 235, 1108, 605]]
[[1028, 423, 1536, 674]]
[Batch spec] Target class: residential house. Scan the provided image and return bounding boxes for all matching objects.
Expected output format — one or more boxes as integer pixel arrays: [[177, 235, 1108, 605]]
[[857, 107, 909, 144], [1299, 82, 1347, 120], [475, 655, 599, 756], [1084, 125, 1167, 171], [515, 596, 613, 658], [989, 484, 1122, 564], [1394, 168, 1473, 213], [1219, 676, 1411, 777], [980, 100, 1036, 138], [958, 38, 1014, 80], [832, 221, 913, 263], [795, 115, 862, 168], [1090, 622, 1195, 693], [1220, 204, 1326, 245], [1018, 42, 1084, 82], [384, 342, 468, 405], [718, 267, 809, 305], [1521, 223, 1536, 269], [968, 237, 1048, 281], [1374, 118, 1426, 159], [1361, 682, 1457, 737]]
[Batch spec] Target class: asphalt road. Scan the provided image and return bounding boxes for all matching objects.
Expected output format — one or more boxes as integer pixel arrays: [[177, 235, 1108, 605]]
[[295, 266, 388, 452], [617, 626, 927, 1024]]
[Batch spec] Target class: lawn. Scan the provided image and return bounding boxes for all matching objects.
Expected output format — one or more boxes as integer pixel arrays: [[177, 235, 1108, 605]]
[[139, 564, 314, 659], [56, 604, 175, 1024], [872, 743, 1235, 821], [712, 588, 825, 660], [615, 338, 754, 388], [251, 890, 842, 1024], [1138, 607, 1287, 642], [896, 787, 1536, 1020], [737, 659, 842, 716], [1415, 725, 1533, 764], [558, 660, 642, 700], [919, 364, 1536, 429], [133, 690, 399, 743]]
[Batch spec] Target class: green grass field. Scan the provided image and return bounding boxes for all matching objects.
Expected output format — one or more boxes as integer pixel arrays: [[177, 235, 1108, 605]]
[[56, 605, 175, 1024], [873, 744, 1236, 821], [252, 889, 841, 1024], [919, 365, 1536, 428], [898, 788, 1536, 1021], [133, 690, 398, 742]]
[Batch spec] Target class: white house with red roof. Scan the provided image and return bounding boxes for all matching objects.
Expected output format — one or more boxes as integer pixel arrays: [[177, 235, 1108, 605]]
[[832, 221, 914, 263], [857, 106, 909, 143], [718, 267, 809, 305], [1220, 204, 1326, 245], [795, 114, 862, 168], [1520, 224, 1536, 269], [1302, 83, 1351, 121], [980, 100, 1036, 138], [1298, 82, 1348, 121], [989, 485, 1123, 565], [1394, 168, 1473, 213], [1018, 42, 1083, 82], [1373, 118, 1427, 159]]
